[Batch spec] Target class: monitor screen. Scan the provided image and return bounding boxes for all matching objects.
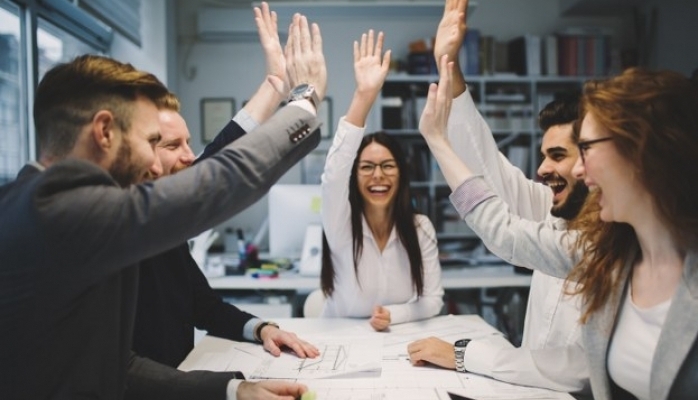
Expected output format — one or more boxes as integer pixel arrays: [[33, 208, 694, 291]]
[[268, 184, 322, 259]]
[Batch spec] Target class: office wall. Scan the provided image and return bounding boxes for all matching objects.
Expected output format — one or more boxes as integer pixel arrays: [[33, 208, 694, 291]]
[[645, 0, 698, 75], [173, 0, 629, 246], [111, 0, 168, 84]]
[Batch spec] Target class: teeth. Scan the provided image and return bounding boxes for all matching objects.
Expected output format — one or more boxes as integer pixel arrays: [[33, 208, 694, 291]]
[[369, 185, 389, 193]]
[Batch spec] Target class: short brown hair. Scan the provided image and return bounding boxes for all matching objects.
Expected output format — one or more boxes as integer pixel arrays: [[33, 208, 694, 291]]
[[34, 54, 170, 159], [158, 92, 181, 112]]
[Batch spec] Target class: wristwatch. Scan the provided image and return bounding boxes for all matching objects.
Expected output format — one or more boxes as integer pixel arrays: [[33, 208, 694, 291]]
[[454, 339, 471, 373], [254, 321, 280, 343], [288, 83, 319, 110]]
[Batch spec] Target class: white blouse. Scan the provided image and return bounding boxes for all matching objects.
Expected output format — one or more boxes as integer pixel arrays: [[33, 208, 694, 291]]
[[608, 287, 671, 400], [320, 117, 444, 324]]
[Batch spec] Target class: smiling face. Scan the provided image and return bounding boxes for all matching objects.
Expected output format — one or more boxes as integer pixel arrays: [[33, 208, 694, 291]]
[[108, 96, 162, 186], [572, 112, 647, 224], [537, 123, 588, 220], [356, 142, 400, 212], [157, 110, 196, 176]]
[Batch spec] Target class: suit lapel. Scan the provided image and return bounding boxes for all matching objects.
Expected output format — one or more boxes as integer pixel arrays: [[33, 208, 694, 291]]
[[585, 253, 634, 400], [650, 250, 698, 399]]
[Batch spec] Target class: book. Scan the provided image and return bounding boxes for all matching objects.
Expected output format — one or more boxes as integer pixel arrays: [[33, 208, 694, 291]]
[[543, 35, 558, 76], [508, 34, 541, 76]]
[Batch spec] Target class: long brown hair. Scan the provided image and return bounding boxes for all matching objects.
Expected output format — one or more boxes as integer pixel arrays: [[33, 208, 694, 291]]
[[568, 68, 698, 322], [321, 132, 425, 298]]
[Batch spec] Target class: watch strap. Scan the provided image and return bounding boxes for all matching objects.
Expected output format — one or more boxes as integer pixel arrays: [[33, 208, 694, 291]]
[[254, 321, 280, 343], [454, 339, 471, 373]]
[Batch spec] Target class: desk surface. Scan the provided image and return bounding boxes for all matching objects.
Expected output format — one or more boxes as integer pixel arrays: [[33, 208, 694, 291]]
[[208, 264, 532, 293], [180, 316, 571, 400]]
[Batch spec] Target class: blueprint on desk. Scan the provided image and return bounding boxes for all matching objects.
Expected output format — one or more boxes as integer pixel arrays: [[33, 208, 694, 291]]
[[180, 315, 574, 400]]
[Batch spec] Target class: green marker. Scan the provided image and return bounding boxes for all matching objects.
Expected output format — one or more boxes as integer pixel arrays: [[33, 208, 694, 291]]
[[300, 391, 317, 400]]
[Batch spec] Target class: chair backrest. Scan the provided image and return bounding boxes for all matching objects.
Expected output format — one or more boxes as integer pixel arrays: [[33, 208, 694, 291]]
[[303, 288, 325, 318]]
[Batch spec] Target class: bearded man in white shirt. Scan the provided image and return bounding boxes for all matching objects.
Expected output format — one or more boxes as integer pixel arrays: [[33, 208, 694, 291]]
[[407, 0, 590, 395]]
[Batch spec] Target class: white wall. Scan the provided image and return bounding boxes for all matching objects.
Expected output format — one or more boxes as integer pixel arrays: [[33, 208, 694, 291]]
[[111, 0, 168, 84], [173, 0, 629, 247]]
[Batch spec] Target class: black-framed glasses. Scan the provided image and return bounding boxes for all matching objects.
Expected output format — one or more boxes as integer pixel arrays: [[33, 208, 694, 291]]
[[357, 161, 399, 176], [577, 136, 614, 163]]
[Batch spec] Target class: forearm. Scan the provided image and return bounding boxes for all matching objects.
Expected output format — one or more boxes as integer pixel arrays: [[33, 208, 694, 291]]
[[450, 177, 577, 277], [242, 80, 285, 125], [126, 352, 237, 400], [345, 88, 378, 128], [464, 338, 590, 393]]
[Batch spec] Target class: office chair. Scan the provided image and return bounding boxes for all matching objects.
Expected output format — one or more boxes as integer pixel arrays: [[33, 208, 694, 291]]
[[303, 289, 325, 318]]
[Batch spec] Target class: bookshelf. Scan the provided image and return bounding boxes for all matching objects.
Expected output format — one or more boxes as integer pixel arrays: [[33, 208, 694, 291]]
[[377, 73, 590, 263]]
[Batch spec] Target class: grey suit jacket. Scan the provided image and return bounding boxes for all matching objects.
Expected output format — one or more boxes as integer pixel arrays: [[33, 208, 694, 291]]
[[584, 247, 698, 400], [0, 104, 319, 399], [454, 177, 698, 400]]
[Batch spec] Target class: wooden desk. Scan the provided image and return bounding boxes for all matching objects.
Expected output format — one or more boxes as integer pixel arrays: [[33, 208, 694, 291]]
[[180, 316, 572, 400]]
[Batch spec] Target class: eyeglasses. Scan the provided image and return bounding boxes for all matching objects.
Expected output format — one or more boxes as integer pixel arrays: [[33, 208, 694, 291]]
[[577, 136, 614, 164], [357, 161, 398, 176]]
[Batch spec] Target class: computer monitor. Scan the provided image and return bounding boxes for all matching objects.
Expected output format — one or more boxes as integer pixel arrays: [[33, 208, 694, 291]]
[[268, 184, 322, 259]]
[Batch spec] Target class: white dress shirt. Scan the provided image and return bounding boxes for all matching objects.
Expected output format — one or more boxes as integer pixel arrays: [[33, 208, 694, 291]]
[[448, 91, 589, 393], [320, 117, 444, 324]]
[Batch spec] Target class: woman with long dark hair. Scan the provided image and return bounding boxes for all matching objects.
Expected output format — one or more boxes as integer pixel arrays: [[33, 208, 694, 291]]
[[320, 30, 443, 331]]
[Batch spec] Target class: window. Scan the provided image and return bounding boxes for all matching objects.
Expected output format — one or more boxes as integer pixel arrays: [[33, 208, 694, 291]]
[[0, 3, 21, 183], [0, 0, 107, 183]]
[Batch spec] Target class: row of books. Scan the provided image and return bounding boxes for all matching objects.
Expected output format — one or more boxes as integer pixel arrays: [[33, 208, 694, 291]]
[[459, 28, 614, 77]]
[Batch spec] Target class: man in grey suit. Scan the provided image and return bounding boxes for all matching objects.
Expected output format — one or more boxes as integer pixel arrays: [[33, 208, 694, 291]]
[[0, 12, 325, 399]]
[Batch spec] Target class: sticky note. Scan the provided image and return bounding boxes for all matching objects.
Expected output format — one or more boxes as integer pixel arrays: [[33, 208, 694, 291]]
[[300, 391, 317, 400]]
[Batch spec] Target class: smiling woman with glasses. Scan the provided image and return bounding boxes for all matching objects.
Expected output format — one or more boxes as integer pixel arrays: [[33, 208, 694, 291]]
[[576, 136, 614, 163], [319, 30, 444, 332], [418, 61, 698, 400], [357, 160, 399, 176], [563, 68, 698, 400]]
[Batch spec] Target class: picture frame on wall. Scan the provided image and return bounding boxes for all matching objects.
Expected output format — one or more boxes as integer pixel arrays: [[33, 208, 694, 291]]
[[200, 98, 236, 143]]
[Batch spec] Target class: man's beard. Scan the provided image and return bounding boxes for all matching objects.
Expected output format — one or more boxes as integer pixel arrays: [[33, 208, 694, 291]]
[[109, 138, 146, 187], [550, 179, 589, 221]]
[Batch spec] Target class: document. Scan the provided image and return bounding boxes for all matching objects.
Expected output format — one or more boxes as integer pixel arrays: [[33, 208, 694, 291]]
[[238, 334, 383, 380]]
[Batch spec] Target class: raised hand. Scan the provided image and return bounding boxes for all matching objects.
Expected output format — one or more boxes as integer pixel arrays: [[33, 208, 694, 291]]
[[283, 13, 327, 102], [433, 0, 468, 96], [419, 54, 454, 145], [254, 2, 286, 88], [345, 30, 391, 127], [354, 30, 391, 99]]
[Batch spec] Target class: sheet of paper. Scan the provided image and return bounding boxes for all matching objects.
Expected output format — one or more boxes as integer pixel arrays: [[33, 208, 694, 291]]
[[244, 334, 383, 379], [381, 314, 503, 358]]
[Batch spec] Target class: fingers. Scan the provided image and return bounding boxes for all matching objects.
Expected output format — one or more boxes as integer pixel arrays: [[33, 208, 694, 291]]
[[264, 338, 282, 357]]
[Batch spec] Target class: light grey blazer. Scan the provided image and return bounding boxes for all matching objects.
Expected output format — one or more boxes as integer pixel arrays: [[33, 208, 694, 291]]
[[584, 247, 698, 400], [453, 176, 698, 400]]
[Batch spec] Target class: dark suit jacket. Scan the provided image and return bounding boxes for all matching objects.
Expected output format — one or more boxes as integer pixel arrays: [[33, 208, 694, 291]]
[[131, 119, 255, 370], [0, 105, 319, 400]]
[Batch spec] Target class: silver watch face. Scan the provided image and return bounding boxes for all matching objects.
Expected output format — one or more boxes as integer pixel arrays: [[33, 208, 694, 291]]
[[291, 84, 311, 98]]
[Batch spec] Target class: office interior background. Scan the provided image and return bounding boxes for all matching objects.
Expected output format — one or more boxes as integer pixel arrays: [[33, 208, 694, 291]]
[[1, 0, 697, 327]]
